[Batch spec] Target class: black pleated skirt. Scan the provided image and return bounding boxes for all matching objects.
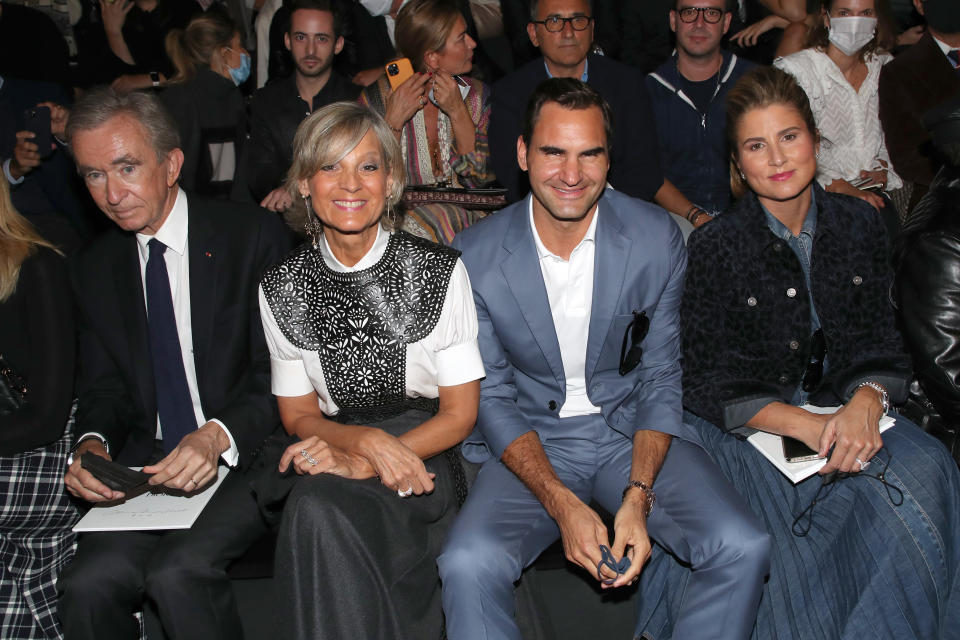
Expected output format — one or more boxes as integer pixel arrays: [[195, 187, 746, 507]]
[[268, 407, 458, 640]]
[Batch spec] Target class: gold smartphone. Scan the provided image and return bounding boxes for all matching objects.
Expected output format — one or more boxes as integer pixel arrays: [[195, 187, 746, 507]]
[[385, 58, 414, 91]]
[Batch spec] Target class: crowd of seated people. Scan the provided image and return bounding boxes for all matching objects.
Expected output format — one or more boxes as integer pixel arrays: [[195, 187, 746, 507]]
[[0, 0, 959, 638]]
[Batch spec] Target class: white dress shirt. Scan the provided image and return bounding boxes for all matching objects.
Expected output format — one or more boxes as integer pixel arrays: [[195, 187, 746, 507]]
[[120, 189, 240, 465], [775, 48, 903, 191], [260, 225, 485, 413], [529, 200, 601, 418]]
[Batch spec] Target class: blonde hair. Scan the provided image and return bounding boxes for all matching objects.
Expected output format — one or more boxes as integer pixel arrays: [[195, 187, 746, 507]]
[[284, 101, 406, 235], [0, 178, 60, 301], [394, 0, 461, 72], [165, 11, 238, 84]]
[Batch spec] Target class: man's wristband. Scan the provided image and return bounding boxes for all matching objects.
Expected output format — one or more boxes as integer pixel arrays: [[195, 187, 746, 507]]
[[622, 479, 656, 516], [685, 205, 708, 224]]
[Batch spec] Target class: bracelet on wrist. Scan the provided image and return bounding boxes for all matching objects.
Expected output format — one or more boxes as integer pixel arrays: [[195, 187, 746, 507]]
[[622, 479, 656, 517], [856, 381, 889, 416]]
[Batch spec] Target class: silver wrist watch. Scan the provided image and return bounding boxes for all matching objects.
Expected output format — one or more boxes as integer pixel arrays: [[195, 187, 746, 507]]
[[67, 435, 109, 466]]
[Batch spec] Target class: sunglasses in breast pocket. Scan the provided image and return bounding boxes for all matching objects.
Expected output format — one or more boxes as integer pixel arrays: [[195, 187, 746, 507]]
[[619, 310, 650, 376]]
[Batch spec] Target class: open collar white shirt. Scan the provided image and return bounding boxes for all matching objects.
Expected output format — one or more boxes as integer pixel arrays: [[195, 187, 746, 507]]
[[529, 199, 601, 417]]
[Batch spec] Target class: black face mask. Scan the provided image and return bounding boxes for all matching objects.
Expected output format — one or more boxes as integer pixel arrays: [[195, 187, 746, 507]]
[[925, 0, 960, 35]]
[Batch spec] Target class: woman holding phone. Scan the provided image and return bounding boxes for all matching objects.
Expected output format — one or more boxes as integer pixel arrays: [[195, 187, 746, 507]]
[[635, 66, 960, 640], [359, 0, 493, 244]]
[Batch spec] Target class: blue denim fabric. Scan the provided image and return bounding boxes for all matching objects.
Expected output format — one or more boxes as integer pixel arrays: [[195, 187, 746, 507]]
[[636, 411, 960, 640], [761, 194, 827, 405]]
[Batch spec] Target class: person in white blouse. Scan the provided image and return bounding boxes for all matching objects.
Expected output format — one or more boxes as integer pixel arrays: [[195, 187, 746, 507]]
[[256, 101, 483, 640], [774, 0, 900, 219]]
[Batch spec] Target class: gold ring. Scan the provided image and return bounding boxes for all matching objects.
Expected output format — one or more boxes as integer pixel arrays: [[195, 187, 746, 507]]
[[418, 95, 425, 106]]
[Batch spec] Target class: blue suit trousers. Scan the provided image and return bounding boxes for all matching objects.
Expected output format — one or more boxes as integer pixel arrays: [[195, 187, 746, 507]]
[[438, 416, 771, 640]]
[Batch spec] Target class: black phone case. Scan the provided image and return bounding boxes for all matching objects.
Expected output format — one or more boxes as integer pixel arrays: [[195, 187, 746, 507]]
[[23, 106, 53, 159], [81, 453, 152, 492], [782, 436, 820, 463]]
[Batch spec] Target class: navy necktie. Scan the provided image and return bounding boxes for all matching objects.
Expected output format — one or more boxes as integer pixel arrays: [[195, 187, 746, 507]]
[[949, 50, 960, 71], [146, 239, 197, 453]]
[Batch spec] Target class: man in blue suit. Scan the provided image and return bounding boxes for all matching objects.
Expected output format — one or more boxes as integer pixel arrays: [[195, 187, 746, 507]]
[[439, 78, 770, 640]]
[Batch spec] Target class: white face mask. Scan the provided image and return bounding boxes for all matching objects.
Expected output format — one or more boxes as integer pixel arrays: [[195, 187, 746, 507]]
[[828, 16, 877, 56], [359, 0, 394, 17]]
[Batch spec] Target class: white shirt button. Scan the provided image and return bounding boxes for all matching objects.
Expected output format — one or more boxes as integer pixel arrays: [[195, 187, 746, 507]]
[[747, 296, 757, 307], [787, 288, 797, 298]]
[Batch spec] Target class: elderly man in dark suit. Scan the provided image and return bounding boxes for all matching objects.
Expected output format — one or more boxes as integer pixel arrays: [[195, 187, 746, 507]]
[[58, 87, 290, 640]]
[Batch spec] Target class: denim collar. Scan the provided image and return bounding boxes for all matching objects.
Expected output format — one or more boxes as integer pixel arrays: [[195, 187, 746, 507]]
[[762, 187, 818, 243]]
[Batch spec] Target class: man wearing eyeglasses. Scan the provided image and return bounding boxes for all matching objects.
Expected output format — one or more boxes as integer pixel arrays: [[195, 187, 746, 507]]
[[489, 0, 702, 223], [440, 78, 770, 640], [645, 0, 754, 227]]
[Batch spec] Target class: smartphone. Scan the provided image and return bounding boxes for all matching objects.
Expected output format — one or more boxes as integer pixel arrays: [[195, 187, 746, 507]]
[[782, 436, 822, 463], [23, 105, 53, 159], [385, 58, 414, 91]]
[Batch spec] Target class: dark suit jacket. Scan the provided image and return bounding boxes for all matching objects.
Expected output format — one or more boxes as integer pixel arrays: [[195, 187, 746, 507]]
[[451, 189, 689, 462], [489, 54, 664, 203], [879, 32, 960, 192], [70, 195, 290, 469]]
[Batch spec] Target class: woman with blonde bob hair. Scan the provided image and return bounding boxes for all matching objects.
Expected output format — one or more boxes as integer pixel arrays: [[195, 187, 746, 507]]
[[257, 101, 484, 640], [0, 177, 79, 638], [636, 66, 960, 640]]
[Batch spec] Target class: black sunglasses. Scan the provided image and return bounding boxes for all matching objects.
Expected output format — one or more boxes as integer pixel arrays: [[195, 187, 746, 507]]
[[619, 310, 649, 376], [801, 328, 827, 392]]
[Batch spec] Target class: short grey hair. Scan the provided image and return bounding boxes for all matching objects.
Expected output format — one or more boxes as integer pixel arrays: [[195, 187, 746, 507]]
[[530, 0, 593, 21], [284, 101, 406, 235], [66, 86, 180, 162]]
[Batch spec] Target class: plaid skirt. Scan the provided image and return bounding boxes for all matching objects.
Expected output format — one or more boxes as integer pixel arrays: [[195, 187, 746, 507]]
[[0, 427, 80, 639]]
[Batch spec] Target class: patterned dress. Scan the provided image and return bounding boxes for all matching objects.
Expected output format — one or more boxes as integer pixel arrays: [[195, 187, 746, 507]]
[[360, 75, 495, 244]]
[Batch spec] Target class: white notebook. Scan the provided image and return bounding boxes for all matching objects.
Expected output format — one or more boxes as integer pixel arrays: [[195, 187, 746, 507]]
[[73, 466, 229, 532], [747, 405, 895, 484]]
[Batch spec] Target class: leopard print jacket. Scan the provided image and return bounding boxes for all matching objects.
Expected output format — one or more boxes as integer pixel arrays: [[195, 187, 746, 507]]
[[681, 185, 911, 430]]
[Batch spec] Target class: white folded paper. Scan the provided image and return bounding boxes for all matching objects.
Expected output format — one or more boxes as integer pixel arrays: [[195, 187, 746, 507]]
[[73, 466, 229, 532], [747, 405, 895, 484]]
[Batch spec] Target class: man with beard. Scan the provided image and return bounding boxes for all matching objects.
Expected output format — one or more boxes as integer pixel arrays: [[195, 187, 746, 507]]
[[244, 0, 359, 211]]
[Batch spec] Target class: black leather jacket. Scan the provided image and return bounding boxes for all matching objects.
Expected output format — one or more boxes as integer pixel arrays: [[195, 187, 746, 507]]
[[893, 166, 960, 428]]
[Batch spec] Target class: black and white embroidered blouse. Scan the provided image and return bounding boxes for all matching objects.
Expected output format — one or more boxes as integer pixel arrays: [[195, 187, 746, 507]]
[[258, 225, 484, 414]]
